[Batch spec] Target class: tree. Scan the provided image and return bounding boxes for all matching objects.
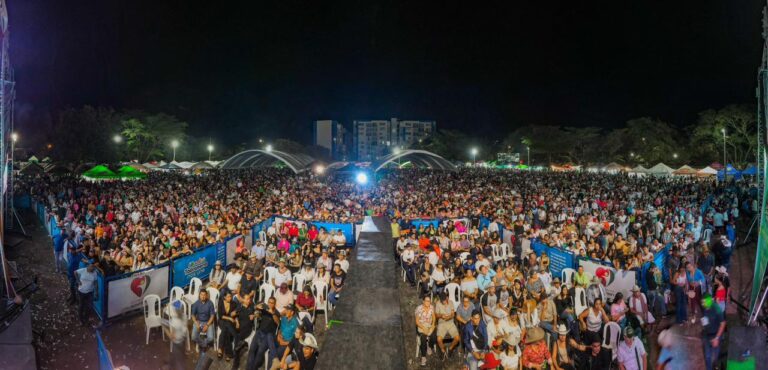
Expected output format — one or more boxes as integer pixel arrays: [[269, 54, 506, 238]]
[[121, 112, 188, 162], [690, 104, 757, 167], [622, 117, 680, 165], [411, 129, 473, 161]]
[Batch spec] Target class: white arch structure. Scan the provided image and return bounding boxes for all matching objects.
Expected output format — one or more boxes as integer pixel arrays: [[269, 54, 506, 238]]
[[219, 149, 316, 174], [371, 149, 456, 172]]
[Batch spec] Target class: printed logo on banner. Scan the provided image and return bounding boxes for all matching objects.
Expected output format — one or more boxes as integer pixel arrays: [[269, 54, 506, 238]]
[[595, 267, 614, 286], [184, 256, 210, 277], [130, 275, 150, 297]]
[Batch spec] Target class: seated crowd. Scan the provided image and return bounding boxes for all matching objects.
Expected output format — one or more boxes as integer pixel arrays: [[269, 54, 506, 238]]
[[27, 169, 754, 370]]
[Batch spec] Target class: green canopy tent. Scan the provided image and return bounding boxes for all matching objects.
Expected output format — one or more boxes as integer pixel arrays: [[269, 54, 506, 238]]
[[82, 165, 118, 180], [116, 165, 148, 180]]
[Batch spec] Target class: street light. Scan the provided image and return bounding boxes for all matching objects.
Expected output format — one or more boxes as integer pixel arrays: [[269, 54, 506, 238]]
[[11, 132, 17, 143], [265, 144, 273, 152], [673, 153, 678, 159], [471, 147, 478, 164], [113, 135, 122, 144], [207, 144, 214, 161], [526, 146, 531, 165], [721, 129, 727, 172], [171, 139, 179, 162]]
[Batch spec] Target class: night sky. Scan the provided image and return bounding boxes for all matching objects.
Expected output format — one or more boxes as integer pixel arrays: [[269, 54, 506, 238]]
[[10, 1, 766, 144]]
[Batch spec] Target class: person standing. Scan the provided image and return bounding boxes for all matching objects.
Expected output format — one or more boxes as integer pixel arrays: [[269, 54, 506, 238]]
[[700, 294, 726, 370], [75, 261, 98, 327], [415, 296, 436, 366], [164, 302, 189, 370], [66, 242, 81, 304], [245, 297, 279, 370]]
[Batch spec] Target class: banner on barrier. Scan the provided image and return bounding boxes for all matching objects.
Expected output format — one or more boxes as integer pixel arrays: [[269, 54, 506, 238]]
[[547, 247, 575, 280], [172, 245, 218, 288], [311, 221, 355, 247], [578, 259, 635, 301], [226, 235, 244, 265], [107, 264, 169, 318]]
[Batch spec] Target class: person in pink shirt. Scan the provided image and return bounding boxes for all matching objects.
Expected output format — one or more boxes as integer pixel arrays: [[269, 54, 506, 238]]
[[277, 237, 291, 253]]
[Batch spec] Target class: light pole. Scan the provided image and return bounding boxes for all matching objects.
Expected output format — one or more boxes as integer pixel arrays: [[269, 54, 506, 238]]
[[526, 146, 530, 165], [11, 132, 17, 158], [471, 147, 478, 164], [171, 139, 179, 162], [721, 128, 727, 172], [207, 144, 214, 161]]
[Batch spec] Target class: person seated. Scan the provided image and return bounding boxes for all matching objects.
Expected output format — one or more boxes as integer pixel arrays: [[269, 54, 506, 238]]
[[274, 283, 295, 313], [295, 286, 315, 315], [434, 293, 461, 358], [585, 276, 605, 306]]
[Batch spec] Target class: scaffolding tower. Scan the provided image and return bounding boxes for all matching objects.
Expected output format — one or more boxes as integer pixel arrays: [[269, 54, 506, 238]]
[[0, 0, 14, 298]]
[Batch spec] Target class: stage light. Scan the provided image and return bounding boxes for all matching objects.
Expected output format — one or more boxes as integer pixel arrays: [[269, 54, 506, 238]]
[[356, 172, 368, 184], [315, 165, 325, 174], [265, 144, 273, 152]]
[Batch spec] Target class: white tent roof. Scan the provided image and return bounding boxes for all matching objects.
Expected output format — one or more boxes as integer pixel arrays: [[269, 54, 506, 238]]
[[176, 161, 196, 169], [676, 165, 694, 171], [602, 162, 624, 171], [647, 163, 675, 174], [629, 165, 648, 173], [698, 166, 718, 175]]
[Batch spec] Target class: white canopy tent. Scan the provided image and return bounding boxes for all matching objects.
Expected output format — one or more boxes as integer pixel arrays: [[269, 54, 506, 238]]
[[697, 166, 718, 176], [628, 165, 648, 176], [602, 162, 624, 173], [647, 163, 675, 176]]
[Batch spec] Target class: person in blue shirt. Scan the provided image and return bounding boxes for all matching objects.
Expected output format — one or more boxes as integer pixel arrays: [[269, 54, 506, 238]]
[[52, 231, 65, 273], [66, 240, 81, 304], [190, 290, 216, 351], [275, 305, 299, 364]]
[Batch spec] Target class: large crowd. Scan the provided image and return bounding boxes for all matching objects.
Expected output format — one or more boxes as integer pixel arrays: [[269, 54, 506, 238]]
[[26, 168, 757, 370]]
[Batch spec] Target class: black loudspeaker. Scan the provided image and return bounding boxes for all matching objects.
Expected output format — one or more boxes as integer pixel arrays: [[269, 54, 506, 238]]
[[193, 352, 214, 370], [726, 326, 766, 370]]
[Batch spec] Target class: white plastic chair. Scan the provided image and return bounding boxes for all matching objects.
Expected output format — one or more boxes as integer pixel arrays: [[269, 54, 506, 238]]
[[184, 277, 203, 305], [491, 244, 502, 265], [459, 252, 470, 263], [143, 294, 164, 345], [312, 281, 330, 327], [602, 321, 621, 359], [499, 243, 510, 263], [561, 268, 576, 288], [170, 286, 185, 303], [574, 287, 588, 316], [206, 287, 220, 312], [444, 282, 461, 310], [292, 274, 306, 294], [259, 284, 275, 304], [263, 266, 278, 286], [259, 230, 267, 242]]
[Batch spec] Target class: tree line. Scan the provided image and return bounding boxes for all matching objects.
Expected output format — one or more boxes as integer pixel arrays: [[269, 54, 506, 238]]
[[24, 103, 758, 167]]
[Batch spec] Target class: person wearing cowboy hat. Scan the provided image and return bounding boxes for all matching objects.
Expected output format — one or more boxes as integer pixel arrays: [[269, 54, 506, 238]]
[[293, 333, 319, 369], [265, 243, 278, 265], [208, 260, 226, 290], [586, 275, 605, 306], [521, 326, 552, 369], [551, 323, 581, 370], [617, 326, 646, 370], [629, 285, 656, 334]]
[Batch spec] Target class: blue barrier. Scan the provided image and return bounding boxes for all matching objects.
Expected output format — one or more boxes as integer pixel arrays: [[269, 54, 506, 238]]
[[530, 241, 578, 279], [13, 195, 31, 209], [96, 331, 115, 370], [410, 219, 440, 231], [250, 217, 274, 245], [171, 243, 219, 288]]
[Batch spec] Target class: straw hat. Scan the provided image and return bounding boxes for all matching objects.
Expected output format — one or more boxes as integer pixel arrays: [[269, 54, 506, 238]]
[[556, 324, 569, 336], [300, 333, 319, 350], [525, 327, 546, 344], [631, 285, 641, 293]]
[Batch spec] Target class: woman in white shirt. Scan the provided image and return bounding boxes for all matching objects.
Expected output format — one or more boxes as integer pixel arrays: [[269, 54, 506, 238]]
[[208, 260, 226, 289], [222, 265, 242, 293], [312, 265, 330, 287]]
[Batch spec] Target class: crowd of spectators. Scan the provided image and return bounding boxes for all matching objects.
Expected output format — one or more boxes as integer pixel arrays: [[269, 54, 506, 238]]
[[27, 168, 757, 369]]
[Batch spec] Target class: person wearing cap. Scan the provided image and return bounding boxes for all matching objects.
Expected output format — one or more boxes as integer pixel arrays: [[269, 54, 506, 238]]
[[521, 327, 552, 369], [463, 310, 488, 370], [700, 293, 726, 370], [274, 282, 295, 313], [616, 326, 646, 370], [245, 253, 263, 275]]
